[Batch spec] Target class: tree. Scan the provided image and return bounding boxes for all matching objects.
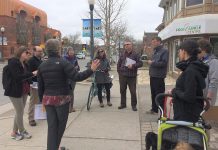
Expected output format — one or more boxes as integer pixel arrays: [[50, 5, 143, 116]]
[[95, 0, 127, 57], [62, 32, 81, 48]]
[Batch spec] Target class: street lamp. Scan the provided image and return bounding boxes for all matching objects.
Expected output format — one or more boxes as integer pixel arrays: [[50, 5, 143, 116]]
[[1, 26, 5, 59], [88, 0, 95, 60]]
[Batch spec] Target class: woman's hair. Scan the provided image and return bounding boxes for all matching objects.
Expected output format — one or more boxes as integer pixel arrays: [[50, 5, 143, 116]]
[[179, 40, 200, 57], [198, 39, 212, 54], [15, 46, 28, 58], [95, 48, 106, 59], [174, 142, 194, 150]]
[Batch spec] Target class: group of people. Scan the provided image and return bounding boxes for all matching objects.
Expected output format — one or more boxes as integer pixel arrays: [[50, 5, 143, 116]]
[[3, 36, 218, 150], [146, 37, 218, 123]]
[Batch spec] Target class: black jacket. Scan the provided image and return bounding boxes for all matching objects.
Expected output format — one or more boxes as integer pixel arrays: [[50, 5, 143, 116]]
[[149, 46, 169, 78], [4, 58, 33, 98], [28, 56, 42, 82], [172, 57, 209, 122], [37, 55, 93, 101]]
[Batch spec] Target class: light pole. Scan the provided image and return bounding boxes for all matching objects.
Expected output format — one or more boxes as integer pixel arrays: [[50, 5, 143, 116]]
[[88, 0, 95, 60], [1, 26, 5, 60]]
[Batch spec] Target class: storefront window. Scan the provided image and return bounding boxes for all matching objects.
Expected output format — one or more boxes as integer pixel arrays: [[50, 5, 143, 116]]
[[214, 0, 218, 3], [186, 0, 203, 7], [173, 40, 180, 71], [210, 37, 218, 57]]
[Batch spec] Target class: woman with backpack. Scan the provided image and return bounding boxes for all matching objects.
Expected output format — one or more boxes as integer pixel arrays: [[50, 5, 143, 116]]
[[4, 46, 37, 141]]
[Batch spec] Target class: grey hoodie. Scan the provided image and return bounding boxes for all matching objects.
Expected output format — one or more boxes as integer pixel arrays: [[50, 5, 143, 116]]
[[203, 54, 218, 106]]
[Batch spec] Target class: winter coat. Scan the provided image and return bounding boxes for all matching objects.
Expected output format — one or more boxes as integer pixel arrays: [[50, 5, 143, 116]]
[[172, 57, 209, 122], [149, 45, 169, 78], [37, 55, 93, 101], [28, 56, 42, 82], [95, 58, 111, 84], [117, 50, 143, 77], [4, 58, 33, 98], [202, 54, 218, 106]]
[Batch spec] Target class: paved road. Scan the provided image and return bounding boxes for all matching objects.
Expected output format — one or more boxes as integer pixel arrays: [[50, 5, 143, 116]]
[[0, 58, 90, 106]]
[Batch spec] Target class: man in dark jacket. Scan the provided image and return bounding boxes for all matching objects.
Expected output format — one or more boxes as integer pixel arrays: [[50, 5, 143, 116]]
[[27, 46, 43, 126], [117, 41, 143, 111], [37, 39, 99, 150], [147, 37, 169, 114]]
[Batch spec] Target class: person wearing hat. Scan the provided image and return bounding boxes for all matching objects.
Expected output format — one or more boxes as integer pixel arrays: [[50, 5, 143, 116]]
[[37, 39, 100, 150]]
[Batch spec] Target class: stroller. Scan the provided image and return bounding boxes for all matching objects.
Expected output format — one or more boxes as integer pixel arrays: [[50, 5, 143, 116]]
[[154, 93, 211, 150]]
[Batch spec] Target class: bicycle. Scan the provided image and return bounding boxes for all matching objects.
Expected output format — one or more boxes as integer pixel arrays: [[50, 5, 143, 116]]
[[87, 70, 113, 111]]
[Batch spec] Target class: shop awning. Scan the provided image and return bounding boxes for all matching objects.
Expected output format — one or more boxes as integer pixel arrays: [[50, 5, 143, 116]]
[[158, 14, 218, 40]]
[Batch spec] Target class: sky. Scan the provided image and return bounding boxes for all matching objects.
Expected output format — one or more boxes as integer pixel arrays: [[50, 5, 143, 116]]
[[22, 0, 163, 41]]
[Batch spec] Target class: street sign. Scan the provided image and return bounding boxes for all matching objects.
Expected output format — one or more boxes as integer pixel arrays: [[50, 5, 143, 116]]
[[0, 37, 7, 45], [82, 19, 103, 38]]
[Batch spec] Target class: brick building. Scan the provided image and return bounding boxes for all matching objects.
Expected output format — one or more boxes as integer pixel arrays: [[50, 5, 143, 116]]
[[143, 31, 158, 59], [157, 0, 218, 77], [0, 0, 61, 59]]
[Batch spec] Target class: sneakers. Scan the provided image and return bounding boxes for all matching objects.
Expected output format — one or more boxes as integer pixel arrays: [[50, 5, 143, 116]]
[[20, 130, 32, 139], [107, 102, 112, 106], [11, 132, 23, 141], [146, 110, 158, 115]]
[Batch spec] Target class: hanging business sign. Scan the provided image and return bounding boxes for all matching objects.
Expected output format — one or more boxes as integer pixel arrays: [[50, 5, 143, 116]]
[[82, 19, 103, 38], [0, 37, 7, 45]]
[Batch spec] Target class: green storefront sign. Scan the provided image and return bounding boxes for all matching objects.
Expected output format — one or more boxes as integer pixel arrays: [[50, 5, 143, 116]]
[[176, 25, 201, 34]]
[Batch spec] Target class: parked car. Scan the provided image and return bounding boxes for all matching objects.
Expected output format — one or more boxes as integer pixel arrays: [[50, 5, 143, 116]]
[[76, 52, 86, 59], [141, 54, 148, 61]]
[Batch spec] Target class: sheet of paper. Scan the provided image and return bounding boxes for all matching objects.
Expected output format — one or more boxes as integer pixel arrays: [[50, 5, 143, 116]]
[[34, 104, 46, 120], [125, 57, 136, 66]]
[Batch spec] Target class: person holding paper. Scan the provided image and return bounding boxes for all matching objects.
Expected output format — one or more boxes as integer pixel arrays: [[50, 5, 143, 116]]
[[27, 46, 43, 126], [117, 41, 143, 111], [147, 37, 169, 114]]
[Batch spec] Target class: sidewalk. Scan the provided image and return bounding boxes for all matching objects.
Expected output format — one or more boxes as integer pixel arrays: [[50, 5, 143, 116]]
[[0, 67, 217, 150], [0, 72, 141, 150]]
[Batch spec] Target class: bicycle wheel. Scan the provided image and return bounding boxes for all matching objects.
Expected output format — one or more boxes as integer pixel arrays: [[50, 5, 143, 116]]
[[87, 84, 94, 111]]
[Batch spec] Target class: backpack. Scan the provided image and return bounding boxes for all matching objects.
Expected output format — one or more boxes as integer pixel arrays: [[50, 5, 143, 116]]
[[2, 65, 12, 90]]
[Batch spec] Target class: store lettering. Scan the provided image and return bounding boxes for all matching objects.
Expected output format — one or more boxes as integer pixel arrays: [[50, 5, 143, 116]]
[[176, 25, 201, 34]]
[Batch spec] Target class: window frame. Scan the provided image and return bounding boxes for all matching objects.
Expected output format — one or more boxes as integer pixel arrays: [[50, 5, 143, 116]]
[[173, 39, 180, 72], [209, 36, 218, 57], [213, 0, 218, 3], [185, 0, 204, 7]]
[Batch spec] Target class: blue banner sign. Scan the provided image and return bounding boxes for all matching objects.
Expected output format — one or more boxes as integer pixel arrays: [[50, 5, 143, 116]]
[[82, 19, 103, 38]]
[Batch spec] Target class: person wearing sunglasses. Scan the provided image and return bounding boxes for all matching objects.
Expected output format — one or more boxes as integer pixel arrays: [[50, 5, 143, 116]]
[[4, 46, 37, 141], [95, 48, 112, 107]]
